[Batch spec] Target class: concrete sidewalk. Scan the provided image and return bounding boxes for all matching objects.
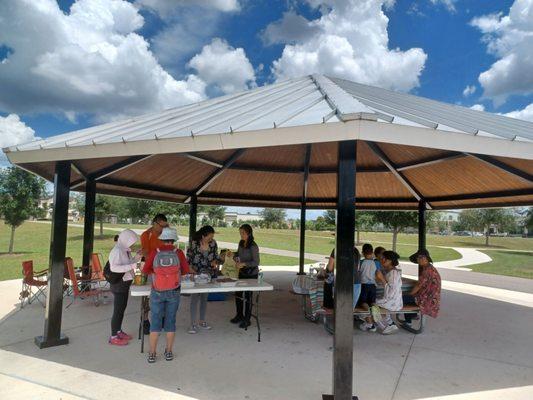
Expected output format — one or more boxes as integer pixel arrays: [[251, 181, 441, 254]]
[[1, 269, 532, 400]]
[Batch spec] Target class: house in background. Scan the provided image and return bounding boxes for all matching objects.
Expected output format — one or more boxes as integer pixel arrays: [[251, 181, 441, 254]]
[[38, 197, 80, 222]]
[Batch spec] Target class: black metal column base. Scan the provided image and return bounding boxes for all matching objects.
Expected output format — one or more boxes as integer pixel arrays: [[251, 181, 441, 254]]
[[296, 272, 307, 276], [34, 334, 69, 349], [322, 395, 358, 399]]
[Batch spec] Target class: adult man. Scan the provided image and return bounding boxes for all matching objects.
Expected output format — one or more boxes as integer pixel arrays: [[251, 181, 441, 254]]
[[141, 214, 168, 258]]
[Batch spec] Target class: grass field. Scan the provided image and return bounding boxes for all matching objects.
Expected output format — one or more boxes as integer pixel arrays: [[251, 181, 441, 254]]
[[105, 223, 462, 263], [468, 250, 533, 279], [0, 222, 311, 281], [1, 221, 532, 281]]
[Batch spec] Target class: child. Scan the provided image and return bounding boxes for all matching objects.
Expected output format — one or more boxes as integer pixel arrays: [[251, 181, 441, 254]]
[[358, 243, 381, 332], [108, 229, 141, 346], [142, 227, 190, 363], [374, 246, 385, 270], [375, 251, 403, 335], [220, 249, 239, 279]]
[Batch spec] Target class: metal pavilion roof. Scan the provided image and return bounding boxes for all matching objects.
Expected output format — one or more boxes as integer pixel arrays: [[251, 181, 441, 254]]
[[3, 74, 533, 210]]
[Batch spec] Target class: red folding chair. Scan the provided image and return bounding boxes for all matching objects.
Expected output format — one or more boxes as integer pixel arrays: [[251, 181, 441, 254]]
[[20, 261, 47, 309], [90, 253, 110, 290], [65, 257, 103, 308]]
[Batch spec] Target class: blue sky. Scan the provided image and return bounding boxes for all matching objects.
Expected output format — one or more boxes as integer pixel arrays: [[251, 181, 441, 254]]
[[1, 0, 532, 219]]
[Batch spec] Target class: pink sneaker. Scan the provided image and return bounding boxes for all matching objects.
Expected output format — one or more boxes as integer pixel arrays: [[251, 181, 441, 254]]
[[109, 336, 129, 346], [117, 331, 132, 341]]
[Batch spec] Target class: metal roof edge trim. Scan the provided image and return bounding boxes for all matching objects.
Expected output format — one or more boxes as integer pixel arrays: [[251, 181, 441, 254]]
[[6, 121, 360, 164], [358, 120, 533, 160]]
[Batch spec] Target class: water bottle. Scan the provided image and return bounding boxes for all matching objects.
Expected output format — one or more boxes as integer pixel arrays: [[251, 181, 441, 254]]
[[257, 270, 264, 285]]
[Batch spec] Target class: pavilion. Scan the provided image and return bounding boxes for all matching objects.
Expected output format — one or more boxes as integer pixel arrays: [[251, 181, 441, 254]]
[[4, 74, 533, 400]]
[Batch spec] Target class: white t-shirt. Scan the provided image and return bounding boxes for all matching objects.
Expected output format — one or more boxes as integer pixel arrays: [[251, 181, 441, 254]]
[[359, 259, 377, 284]]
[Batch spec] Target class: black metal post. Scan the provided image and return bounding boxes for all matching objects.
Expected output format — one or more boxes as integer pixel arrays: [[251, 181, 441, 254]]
[[418, 200, 427, 278], [189, 195, 197, 248], [298, 205, 306, 275], [82, 179, 96, 272], [324, 140, 357, 400], [299, 144, 312, 276], [35, 160, 71, 349]]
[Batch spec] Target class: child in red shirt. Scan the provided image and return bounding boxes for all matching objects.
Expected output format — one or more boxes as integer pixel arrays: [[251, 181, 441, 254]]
[[142, 227, 189, 363]]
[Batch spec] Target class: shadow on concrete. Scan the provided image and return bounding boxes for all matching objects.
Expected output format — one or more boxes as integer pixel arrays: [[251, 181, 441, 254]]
[[0, 270, 532, 400]]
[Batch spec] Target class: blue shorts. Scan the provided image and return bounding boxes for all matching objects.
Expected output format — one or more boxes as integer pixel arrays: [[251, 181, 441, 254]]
[[149, 288, 180, 332]]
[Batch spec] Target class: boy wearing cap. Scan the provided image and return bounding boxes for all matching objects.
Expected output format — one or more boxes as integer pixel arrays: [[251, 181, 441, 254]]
[[142, 227, 190, 363]]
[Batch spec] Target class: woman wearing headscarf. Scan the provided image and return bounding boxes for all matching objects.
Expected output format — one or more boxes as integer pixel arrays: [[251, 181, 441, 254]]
[[108, 229, 141, 346]]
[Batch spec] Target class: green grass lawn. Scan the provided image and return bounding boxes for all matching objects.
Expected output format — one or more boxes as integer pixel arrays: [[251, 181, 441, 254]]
[[2, 220, 532, 281], [0, 222, 310, 281], [469, 250, 533, 279]]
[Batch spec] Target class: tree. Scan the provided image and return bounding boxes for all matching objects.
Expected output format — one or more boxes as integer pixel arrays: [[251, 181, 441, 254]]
[[458, 208, 516, 246], [524, 207, 533, 236], [371, 211, 418, 252], [323, 210, 336, 227], [259, 208, 286, 229], [355, 211, 375, 244], [206, 206, 226, 226], [0, 167, 46, 253]]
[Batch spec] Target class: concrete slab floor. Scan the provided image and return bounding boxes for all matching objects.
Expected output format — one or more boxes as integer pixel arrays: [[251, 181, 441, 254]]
[[0, 270, 532, 400]]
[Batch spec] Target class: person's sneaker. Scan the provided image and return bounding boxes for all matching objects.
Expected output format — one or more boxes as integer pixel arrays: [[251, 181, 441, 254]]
[[188, 325, 198, 334], [230, 315, 243, 324], [239, 320, 251, 329], [199, 322, 212, 330], [147, 352, 156, 363], [368, 324, 377, 333], [382, 324, 399, 335], [108, 336, 128, 346], [164, 350, 174, 361], [117, 331, 132, 341]]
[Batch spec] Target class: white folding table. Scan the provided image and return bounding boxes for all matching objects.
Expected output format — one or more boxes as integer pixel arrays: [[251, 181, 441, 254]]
[[130, 280, 274, 352]]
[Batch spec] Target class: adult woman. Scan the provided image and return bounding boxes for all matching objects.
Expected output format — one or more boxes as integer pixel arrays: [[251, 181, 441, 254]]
[[186, 225, 219, 334], [231, 224, 260, 329], [403, 249, 442, 325]]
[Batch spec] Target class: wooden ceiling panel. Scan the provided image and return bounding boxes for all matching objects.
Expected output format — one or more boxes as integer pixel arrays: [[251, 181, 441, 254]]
[[205, 170, 302, 198], [109, 154, 216, 191], [404, 157, 531, 197], [233, 144, 306, 169], [377, 143, 454, 166]]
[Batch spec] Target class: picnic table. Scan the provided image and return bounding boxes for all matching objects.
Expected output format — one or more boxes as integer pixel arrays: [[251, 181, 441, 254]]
[[130, 279, 274, 352], [292, 275, 423, 334]]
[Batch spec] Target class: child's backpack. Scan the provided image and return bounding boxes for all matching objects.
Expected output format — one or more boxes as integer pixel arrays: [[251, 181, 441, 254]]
[[152, 248, 181, 291]]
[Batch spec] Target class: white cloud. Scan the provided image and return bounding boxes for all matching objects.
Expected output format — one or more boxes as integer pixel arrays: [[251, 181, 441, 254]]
[[471, 0, 533, 105], [504, 103, 533, 121], [469, 104, 485, 111], [262, 11, 322, 45], [0, 114, 37, 165], [188, 38, 256, 94], [269, 0, 427, 92], [463, 85, 476, 97], [0, 0, 207, 122], [429, 0, 457, 12], [136, 0, 240, 16]]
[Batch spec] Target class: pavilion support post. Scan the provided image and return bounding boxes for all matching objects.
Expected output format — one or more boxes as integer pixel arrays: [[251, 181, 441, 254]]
[[82, 179, 96, 274], [299, 143, 312, 276], [35, 161, 71, 349], [188, 195, 197, 249], [324, 140, 357, 400], [418, 200, 427, 279], [298, 205, 306, 275]]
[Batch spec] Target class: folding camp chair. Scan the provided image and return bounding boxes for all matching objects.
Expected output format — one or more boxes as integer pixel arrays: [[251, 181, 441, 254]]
[[65, 257, 104, 308], [90, 253, 110, 290], [20, 260, 47, 309]]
